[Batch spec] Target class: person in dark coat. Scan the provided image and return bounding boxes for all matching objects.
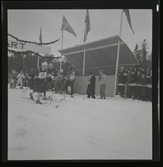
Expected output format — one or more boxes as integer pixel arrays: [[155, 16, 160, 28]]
[[119, 70, 127, 97], [124, 68, 132, 98], [139, 72, 148, 101], [136, 65, 140, 72], [122, 70, 127, 84], [133, 70, 142, 100], [130, 70, 137, 98], [146, 69, 152, 101], [117, 66, 124, 96], [86, 72, 96, 98]]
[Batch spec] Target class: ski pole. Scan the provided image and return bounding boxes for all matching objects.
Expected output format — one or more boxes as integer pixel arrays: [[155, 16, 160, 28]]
[[50, 79, 58, 104], [22, 80, 34, 93]]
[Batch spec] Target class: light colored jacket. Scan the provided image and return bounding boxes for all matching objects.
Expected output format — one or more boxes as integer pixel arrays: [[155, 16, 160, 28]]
[[17, 73, 25, 80], [99, 74, 107, 85]]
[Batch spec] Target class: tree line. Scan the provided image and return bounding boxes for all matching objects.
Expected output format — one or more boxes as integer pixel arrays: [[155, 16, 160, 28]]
[[133, 39, 152, 69]]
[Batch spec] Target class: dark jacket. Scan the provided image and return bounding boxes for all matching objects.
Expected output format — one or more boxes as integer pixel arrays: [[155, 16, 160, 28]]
[[140, 76, 148, 85], [118, 71, 124, 83], [86, 75, 96, 95], [125, 72, 131, 85], [139, 76, 148, 97], [146, 74, 152, 85], [130, 73, 137, 83], [135, 74, 141, 84]]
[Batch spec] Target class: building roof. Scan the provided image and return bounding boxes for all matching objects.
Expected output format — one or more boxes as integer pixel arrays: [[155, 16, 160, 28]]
[[58, 35, 138, 76]]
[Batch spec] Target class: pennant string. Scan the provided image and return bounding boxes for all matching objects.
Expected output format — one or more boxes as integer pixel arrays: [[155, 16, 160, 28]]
[[8, 34, 59, 45]]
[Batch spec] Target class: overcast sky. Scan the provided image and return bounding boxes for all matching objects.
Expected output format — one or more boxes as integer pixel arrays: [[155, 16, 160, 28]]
[[8, 9, 152, 56]]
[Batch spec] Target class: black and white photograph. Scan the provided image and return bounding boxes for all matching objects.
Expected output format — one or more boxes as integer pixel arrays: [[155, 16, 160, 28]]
[[2, 1, 159, 161]]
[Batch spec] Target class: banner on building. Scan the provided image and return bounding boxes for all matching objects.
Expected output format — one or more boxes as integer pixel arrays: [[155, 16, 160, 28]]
[[8, 40, 51, 55]]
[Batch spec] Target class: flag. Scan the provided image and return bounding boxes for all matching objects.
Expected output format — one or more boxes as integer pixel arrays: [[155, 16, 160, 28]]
[[39, 26, 42, 44], [123, 9, 134, 34], [83, 9, 91, 42], [61, 15, 77, 37]]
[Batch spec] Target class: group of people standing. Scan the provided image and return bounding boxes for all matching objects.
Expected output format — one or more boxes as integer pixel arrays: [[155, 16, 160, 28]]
[[86, 69, 107, 99], [9, 60, 152, 103], [117, 65, 152, 101], [9, 69, 29, 89]]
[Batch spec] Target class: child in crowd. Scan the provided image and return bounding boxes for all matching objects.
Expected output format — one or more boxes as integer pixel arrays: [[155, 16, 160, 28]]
[[16, 71, 25, 89], [9, 69, 18, 89]]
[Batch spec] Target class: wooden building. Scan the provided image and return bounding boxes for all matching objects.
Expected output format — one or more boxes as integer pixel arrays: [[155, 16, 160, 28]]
[[58, 35, 138, 97]]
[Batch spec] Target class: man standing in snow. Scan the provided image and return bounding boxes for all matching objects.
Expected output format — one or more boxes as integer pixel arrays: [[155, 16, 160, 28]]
[[98, 70, 107, 99], [86, 72, 96, 98]]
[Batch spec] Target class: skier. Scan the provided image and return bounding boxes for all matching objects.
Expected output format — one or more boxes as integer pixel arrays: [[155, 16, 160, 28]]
[[29, 62, 48, 104], [65, 70, 76, 98], [42, 63, 55, 99]]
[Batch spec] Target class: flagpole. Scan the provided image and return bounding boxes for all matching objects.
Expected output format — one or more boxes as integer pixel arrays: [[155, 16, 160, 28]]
[[83, 47, 86, 76], [82, 20, 87, 76], [37, 26, 42, 69], [60, 30, 64, 71], [80, 21, 86, 44], [37, 54, 40, 69], [113, 10, 124, 97]]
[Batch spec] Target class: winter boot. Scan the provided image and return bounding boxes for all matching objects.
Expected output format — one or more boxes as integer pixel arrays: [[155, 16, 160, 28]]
[[43, 96, 47, 100], [29, 93, 34, 100], [36, 100, 43, 105]]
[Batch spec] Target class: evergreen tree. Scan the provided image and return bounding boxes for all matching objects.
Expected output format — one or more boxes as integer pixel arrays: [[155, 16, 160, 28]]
[[141, 39, 149, 66], [133, 43, 141, 64], [133, 39, 151, 68]]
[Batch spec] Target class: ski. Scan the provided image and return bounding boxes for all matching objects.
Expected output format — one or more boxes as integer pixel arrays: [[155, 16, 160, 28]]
[[21, 96, 60, 107], [21, 97, 48, 105]]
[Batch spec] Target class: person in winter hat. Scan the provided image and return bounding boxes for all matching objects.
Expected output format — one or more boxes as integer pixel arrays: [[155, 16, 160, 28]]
[[86, 72, 96, 99], [98, 70, 107, 99], [29, 61, 48, 104], [16, 71, 25, 89]]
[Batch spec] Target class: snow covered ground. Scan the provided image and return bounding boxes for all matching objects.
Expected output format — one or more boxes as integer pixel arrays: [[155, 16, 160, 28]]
[[8, 87, 152, 160]]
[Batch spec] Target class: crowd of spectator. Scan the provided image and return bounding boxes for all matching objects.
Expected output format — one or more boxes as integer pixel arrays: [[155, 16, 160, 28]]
[[117, 65, 152, 102]]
